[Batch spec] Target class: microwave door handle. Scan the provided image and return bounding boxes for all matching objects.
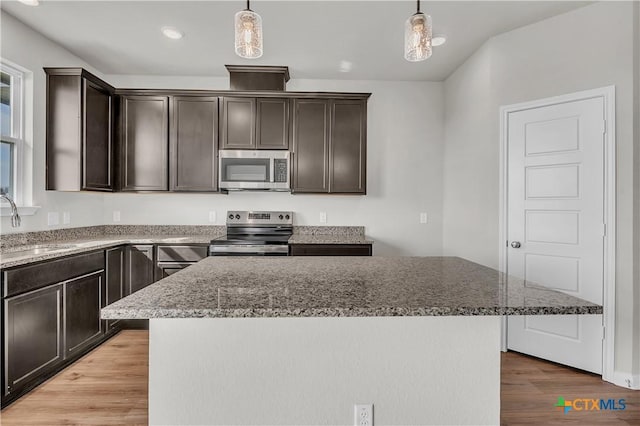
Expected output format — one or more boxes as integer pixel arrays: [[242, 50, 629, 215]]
[[270, 158, 275, 183]]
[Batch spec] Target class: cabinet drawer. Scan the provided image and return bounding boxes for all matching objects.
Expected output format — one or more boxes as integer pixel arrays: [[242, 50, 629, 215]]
[[289, 244, 372, 256], [156, 245, 208, 262], [3, 252, 104, 298]]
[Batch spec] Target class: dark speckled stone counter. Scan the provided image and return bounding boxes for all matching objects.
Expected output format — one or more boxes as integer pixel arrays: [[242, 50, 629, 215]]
[[101, 256, 601, 319]]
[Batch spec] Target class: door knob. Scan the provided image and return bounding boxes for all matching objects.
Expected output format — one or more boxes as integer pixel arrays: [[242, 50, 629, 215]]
[[511, 241, 521, 249]]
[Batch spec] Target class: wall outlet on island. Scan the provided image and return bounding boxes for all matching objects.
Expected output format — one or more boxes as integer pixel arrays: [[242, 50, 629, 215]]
[[113, 210, 121, 223], [62, 211, 71, 225], [420, 212, 428, 224], [319, 212, 327, 223], [354, 404, 373, 426], [208, 211, 217, 223]]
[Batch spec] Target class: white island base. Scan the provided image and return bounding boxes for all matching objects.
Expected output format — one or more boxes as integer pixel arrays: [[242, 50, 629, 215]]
[[149, 316, 501, 425]]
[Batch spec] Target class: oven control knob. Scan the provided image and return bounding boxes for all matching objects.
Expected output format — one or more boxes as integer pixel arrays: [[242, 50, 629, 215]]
[[285, 214, 290, 220], [228, 214, 234, 220], [235, 214, 241, 220], [279, 214, 284, 220]]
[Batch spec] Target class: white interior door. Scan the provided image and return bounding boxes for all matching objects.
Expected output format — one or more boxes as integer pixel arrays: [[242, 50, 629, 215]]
[[506, 95, 605, 374]]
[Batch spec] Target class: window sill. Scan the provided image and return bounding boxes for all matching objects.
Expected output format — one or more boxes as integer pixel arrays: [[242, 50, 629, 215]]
[[1, 205, 40, 217]]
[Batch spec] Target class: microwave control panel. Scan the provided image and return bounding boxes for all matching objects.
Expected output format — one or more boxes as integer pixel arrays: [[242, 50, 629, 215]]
[[274, 159, 288, 183]]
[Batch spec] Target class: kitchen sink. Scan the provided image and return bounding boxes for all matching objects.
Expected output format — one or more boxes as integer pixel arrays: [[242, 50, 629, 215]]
[[2, 244, 79, 257]]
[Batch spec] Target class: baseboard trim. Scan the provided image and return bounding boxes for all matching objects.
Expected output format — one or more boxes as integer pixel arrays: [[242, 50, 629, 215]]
[[608, 371, 640, 390]]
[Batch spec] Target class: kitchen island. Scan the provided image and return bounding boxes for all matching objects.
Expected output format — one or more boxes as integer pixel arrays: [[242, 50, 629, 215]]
[[102, 256, 600, 425]]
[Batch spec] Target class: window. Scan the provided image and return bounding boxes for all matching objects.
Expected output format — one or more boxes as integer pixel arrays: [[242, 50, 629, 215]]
[[0, 62, 24, 203]]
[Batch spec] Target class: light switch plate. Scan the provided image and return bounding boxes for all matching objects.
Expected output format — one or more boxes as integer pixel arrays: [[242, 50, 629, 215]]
[[113, 211, 121, 223], [47, 212, 59, 226], [420, 213, 428, 224], [62, 212, 71, 224]]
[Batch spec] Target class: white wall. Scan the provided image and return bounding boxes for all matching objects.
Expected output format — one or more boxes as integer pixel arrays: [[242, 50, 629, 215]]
[[150, 317, 501, 425], [0, 11, 106, 233], [103, 75, 445, 256], [442, 1, 639, 380]]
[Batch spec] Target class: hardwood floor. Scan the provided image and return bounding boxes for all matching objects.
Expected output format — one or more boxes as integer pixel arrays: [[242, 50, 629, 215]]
[[1, 330, 638, 425], [501, 351, 639, 425], [1, 330, 148, 425]]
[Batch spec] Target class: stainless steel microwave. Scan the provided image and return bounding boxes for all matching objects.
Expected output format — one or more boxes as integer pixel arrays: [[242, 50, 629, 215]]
[[219, 150, 290, 191]]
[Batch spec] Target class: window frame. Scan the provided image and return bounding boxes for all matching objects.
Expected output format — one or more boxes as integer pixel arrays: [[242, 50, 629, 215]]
[[1, 61, 25, 206]]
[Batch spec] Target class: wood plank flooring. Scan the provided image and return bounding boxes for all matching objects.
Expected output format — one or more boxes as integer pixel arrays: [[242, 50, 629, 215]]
[[1, 330, 148, 425], [1, 330, 638, 425], [501, 351, 639, 425]]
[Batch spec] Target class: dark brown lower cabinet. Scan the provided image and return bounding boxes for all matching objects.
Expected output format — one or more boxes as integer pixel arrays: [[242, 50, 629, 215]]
[[1, 251, 109, 408], [289, 244, 372, 256], [3, 284, 64, 400], [64, 270, 104, 357], [154, 244, 208, 281], [106, 247, 125, 331], [126, 245, 155, 295]]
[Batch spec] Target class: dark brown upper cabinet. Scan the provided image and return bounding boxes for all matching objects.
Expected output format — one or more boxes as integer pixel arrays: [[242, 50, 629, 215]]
[[120, 96, 169, 191], [170, 97, 219, 191], [45, 68, 114, 191], [292, 98, 367, 194], [256, 98, 289, 149], [220, 97, 255, 149], [220, 97, 289, 150], [291, 99, 330, 193], [329, 99, 367, 194]]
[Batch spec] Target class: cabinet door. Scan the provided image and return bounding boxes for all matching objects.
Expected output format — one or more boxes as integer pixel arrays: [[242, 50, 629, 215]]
[[220, 97, 256, 149], [82, 79, 113, 191], [4, 284, 63, 399], [64, 270, 104, 357], [170, 97, 219, 191], [126, 245, 155, 294], [121, 96, 169, 191], [289, 244, 372, 256], [106, 247, 124, 305], [330, 100, 367, 194], [292, 99, 330, 193], [256, 98, 289, 149]]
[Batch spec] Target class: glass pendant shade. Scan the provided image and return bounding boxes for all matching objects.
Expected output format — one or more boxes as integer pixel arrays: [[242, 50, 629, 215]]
[[404, 12, 432, 62], [234, 8, 263, 59]]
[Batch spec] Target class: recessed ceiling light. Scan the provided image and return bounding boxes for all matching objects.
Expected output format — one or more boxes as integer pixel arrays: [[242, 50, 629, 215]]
[[339, 60, 353, 73], [161, 27, 184, 40], [432, 35, 447, 47], [18, 0, 39, 6]]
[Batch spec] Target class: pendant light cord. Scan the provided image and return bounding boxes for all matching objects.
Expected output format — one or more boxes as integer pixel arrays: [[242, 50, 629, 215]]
[[246, 0, 250, 11], [417, 0, 420, 14]]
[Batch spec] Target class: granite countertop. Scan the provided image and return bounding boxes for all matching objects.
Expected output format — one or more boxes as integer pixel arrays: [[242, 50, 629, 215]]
[[287, 235, 374, 244], [101, 256, 602, 319], [0, 234, 222, 269], [0, 225, 373, 269]]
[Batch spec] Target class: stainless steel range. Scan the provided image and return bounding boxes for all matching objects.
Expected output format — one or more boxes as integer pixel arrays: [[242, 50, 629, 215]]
[[209, 211, 293, 256]]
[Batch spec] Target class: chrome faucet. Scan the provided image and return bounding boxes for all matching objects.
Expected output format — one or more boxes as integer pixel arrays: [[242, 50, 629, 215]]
[[0, 192, 21, 228]]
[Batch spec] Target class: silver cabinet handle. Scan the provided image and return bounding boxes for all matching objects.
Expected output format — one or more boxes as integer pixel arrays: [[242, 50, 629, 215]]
[[511, 241, 521, 249]]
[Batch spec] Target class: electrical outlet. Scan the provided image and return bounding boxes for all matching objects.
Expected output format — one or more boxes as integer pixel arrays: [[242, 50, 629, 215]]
[[319, 212, 327, 223], [47, 212, 59, 226], [420, 212, 428, 224], [208, 211, 217, 223], [113, 210, 121, 223], [354, 404, 373, 426], [62, 212, 71, 224]]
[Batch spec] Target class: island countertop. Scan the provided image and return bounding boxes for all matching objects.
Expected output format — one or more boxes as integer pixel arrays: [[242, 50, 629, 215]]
[[101, 256, 601, 319]]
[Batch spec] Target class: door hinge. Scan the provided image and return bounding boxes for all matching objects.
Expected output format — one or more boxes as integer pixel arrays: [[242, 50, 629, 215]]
[[601, 120, 607, 134], [602, 223, 607, 237], [602, 326, 605, 340]]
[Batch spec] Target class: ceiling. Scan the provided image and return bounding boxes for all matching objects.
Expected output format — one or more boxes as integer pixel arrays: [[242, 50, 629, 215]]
[[2, 1, 591, 81]]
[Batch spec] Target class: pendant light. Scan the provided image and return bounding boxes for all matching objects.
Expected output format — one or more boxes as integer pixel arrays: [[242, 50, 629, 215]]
[[234, 0, 263, 59], [404, 0, 432, 62]]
